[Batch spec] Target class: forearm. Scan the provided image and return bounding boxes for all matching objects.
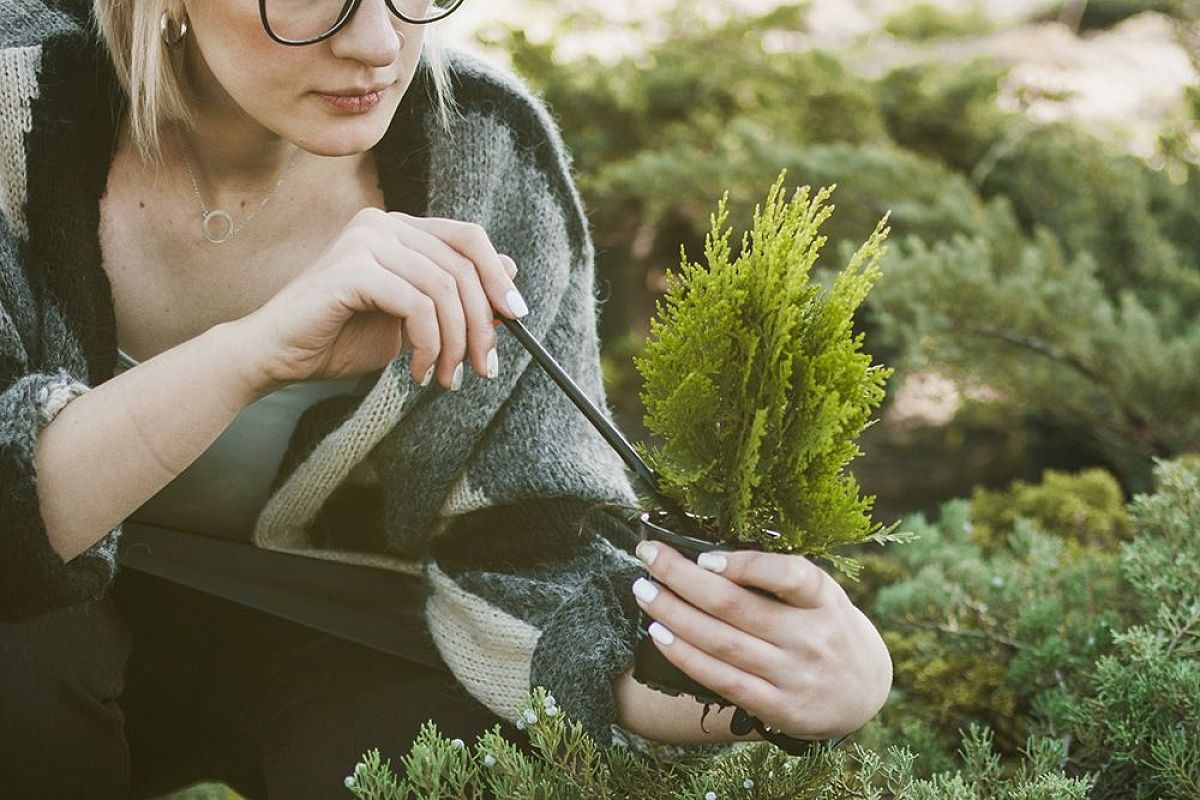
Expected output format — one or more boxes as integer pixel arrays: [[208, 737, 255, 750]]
[[33, 320, 265, 563], [613, 668, 765, 745]]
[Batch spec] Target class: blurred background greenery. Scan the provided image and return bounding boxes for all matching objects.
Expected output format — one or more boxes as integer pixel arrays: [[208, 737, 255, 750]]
[[165, 0, 1199, 796], [448, 0, 1200, 517]]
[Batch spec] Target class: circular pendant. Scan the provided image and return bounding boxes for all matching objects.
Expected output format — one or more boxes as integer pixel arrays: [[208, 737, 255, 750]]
[[202, 209, 235, 244]]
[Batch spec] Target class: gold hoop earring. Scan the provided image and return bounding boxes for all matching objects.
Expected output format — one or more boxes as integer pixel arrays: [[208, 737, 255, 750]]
[[160, 11, 189, 47]]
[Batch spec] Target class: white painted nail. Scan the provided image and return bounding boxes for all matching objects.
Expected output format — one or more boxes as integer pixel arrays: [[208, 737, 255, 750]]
[[648, 621, 675, 646], [506, 288, 529, 318], [419, 364, 435, 387], [697, 552, 728, 573], [486, 348, 499, 379], [632, 577, 659, 603], [451, 362, 463, 391], [635, 541, 659, 566]]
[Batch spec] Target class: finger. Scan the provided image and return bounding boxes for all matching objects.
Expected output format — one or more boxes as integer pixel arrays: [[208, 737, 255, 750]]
[[492, 257, 515, 325], [399, 216, 529, 319], [365, 234, 468, 390], [642, 619, 778, 711], [499, 253, 518, 279], [385, 215, 498, 381], [695, 550, 836, 610], [348, 266, 440, 383], [635, 540, 785, 640], [632, 577, 787, 681]]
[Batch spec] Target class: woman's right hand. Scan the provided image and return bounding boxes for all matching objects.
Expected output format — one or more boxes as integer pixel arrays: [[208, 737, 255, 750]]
[[234, 208, 525, 394]]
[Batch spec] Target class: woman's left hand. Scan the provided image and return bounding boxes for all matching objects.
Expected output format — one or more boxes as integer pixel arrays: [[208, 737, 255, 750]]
[[632, 540, 892, 740]]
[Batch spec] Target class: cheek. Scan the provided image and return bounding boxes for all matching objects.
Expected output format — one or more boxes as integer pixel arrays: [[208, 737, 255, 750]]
[[207, 37, 314, 112], [189, 1, 309, 95]]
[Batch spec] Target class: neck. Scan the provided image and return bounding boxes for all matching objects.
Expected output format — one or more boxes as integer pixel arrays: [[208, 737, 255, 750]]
[[174, 48, 306, 193], [174, 119, 305, 201]]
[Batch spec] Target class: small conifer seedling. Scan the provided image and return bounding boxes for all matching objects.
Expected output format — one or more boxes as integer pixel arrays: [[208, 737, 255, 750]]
[[634, 173, 896, 577]]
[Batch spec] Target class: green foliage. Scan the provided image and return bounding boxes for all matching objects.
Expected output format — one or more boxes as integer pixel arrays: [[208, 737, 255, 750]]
[[1120, 458, 1200, 613], [488, 4, 892, 357], [348, 689, 1089, 799], [875, 59, 1017, 175], [1068, 459, 1200, 798], [977, 123, 1200, 317], [869, 492, 1129, 754], [869, 197, 1200, 488], [345, 687, 844, 798], [831, 727, 1092, 799], [883, 3, 994, 41], [494, 4, 888, 232], [785, 143, 987, 264], [862, 460, 1200, 797], [1072, 618, 1200, 799], [968, 468, 1131, 551], [447, 9, 1200, 795], [634, 175, 893, 557], [497, 0, 1200, 498]]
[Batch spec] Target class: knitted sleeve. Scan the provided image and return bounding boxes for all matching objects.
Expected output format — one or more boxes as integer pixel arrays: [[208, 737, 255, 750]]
[[0, 216, 122, 622], [0, 12, 123, 621]]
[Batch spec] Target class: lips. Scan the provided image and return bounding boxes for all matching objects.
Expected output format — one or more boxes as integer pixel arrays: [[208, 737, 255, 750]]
[[316, 82, 393, 114]]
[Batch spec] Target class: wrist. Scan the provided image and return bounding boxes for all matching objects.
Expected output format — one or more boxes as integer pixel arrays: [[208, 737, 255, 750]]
[[204, 319, 281, 406], [613, 668, 759, 744]]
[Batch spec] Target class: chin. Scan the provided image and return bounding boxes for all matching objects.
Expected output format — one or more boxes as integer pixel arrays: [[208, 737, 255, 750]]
[[295, 119, 393, 157], [295, 99, 402, 156]]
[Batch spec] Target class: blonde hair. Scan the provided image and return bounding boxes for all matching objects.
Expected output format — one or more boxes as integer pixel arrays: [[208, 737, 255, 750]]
[[91, 0, 457, 164]]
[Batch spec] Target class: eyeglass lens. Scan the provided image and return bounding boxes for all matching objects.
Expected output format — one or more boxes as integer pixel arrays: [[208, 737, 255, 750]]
[[264, 0, 460, 44]]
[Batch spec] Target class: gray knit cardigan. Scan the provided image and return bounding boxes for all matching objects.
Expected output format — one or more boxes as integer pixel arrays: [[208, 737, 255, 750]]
[[0, 0, 648, 743]]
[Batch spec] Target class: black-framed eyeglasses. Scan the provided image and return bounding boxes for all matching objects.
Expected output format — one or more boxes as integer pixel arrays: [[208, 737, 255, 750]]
[[259, 0, 465, 46]]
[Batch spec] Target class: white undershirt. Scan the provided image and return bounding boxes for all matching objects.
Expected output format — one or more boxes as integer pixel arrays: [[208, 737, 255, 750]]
[[114, 347, 375, 541]]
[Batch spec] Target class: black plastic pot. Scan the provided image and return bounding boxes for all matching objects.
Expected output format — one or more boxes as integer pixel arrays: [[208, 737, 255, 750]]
[[632, 510, 769, 706]]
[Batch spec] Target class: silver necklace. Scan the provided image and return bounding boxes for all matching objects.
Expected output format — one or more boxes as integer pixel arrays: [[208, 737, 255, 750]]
[[179, 136, 303, 244]]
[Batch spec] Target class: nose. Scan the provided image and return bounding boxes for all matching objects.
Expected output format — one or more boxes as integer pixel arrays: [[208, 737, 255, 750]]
[[328, 0, 403, 66]]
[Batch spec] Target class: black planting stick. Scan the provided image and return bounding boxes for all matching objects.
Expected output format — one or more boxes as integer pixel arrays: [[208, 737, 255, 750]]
[[500, 317, 694, 529]]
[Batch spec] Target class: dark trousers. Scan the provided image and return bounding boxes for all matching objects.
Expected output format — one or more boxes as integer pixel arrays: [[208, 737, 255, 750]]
[[0, 568, 520, 799]]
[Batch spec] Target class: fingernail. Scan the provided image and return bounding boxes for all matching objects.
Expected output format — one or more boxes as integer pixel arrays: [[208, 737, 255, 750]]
[[419, 364, 435, 387], [635, 541, 659, 566], [506, 288, 529, 318], [632, 577, 659, 603], [486, 348, 499, 379], [648, 621, 675, 646], [697, 552, 728, 573], [451, 362, 463, 391]]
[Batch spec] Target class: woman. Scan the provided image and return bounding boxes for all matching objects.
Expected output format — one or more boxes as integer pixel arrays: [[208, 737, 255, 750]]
[[0, 0, 893, 796]]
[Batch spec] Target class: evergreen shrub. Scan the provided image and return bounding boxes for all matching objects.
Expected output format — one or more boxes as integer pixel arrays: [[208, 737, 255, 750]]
[[874, 60, 1016, 175], [977, 124, 1200, 316], [869, 197, 1200, 488], [633, 175, 894, 560]]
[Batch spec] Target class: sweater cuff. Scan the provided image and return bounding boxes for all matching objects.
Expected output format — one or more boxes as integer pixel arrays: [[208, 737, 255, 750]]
[[528, 552, 643, 745], [0, 371, 122, 621]]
